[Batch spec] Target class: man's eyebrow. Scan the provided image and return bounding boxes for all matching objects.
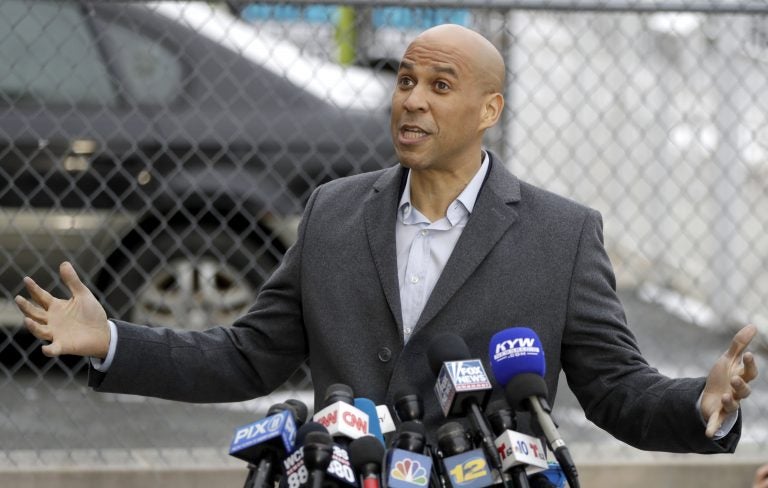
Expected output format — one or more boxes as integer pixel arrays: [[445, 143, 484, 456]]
[[397, 61, 458, 78], [432, 65, 458, 77]]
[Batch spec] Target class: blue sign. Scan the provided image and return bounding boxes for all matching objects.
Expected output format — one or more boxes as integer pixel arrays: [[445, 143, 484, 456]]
[[387, 449, 432, 488], [229, 410, 296, 456], [442, 449, 494, 488]]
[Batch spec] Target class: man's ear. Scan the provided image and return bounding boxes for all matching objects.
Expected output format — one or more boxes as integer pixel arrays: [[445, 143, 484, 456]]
[[479, 92, 504, 131]]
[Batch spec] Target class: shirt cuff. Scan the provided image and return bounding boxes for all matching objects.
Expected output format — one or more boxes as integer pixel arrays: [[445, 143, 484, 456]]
[[90, 320, 118, 372], [697, 390, 739, 439]]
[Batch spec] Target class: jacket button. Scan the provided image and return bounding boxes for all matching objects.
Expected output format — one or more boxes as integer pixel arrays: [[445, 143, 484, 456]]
[[377, 347, 392, 362]]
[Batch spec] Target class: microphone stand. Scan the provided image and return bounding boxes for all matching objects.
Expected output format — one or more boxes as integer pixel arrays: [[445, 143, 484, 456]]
[[251, 456, 274, 488], [508, 465, 531, 488], [466, 402, 505, 483]]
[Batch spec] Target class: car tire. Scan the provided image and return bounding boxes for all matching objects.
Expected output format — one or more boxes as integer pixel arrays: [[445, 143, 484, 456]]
[[102, 225, 279, 330]]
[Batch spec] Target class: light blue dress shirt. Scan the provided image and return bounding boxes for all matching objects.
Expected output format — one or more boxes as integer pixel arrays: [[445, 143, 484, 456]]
[[395, 152, 489, 343]]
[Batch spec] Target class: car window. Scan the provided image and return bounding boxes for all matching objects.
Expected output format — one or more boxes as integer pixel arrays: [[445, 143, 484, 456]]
[[0, 0, 115, 106], [99, 20, 184, 105]]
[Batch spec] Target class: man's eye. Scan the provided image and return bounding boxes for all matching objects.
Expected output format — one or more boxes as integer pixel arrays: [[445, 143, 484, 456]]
[[435, 81, 450, 91], [398, 77, 414, 87]]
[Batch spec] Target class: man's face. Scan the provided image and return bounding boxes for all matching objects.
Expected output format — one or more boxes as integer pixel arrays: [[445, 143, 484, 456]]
[[390, 37, 487, 173]]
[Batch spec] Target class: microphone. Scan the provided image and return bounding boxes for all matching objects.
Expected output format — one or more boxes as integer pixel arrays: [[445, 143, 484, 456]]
[[282, 422, 359, 488], [303, 431, 334, 488], [376, 404, 398, 438], [385, 421, 433, 488], [349, 435, 385, 488], [297, 422, 330, 447], [436, 422, 494, 488], [485, 401, 534, 488], [393, 388, 424, 424], [283, 422, 328, 488], [355, 397, 385, 445], [489, 327, 579, 488], [426, 334, 502, 482], [485, 400, 516, 436], [230, 402, 299, 488], [393, 389, 448, 488], [286, 399, 310, 427], [314, 384, 371, 442], [427, 335, 492, 417]]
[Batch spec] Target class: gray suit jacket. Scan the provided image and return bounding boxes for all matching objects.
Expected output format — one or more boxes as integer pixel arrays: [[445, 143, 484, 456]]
[[90, 153, 739, 453]]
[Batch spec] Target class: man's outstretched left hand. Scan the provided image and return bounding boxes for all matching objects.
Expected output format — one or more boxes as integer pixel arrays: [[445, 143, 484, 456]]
[[701, 323, 759, 438]]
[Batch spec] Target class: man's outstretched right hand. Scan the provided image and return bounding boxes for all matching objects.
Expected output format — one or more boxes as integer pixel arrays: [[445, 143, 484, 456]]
[[15, 261, 110, 359]]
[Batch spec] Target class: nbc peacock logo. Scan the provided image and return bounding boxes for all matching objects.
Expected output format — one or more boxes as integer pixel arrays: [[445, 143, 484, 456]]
[[391, 458, 429, 486]]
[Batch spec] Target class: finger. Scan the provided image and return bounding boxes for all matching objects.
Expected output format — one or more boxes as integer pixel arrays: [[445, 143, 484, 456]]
[[731, 376, 752, 401], [22, 276, 54, 310], [23, 317, 52, 341], [14, 295, 48, 323], [742, 352, 758, 382], [41, 341, 62, 357], [705, 411, 723, 438], [59, 261, 90, 297], [725, 324, 757, 358], [720, 392, 740, 413]]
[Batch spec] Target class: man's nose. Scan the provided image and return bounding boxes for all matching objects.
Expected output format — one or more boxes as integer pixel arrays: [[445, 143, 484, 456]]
[[401, 85, 428, 112]]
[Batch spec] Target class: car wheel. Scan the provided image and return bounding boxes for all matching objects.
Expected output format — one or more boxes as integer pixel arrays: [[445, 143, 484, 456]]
[[104, 227, 278, 330]]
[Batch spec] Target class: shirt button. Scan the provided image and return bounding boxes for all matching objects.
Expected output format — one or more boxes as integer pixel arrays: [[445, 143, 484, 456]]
[[377, 347, 392, 362], [410, 275, 419, 284], [420, 229, 428, 236]]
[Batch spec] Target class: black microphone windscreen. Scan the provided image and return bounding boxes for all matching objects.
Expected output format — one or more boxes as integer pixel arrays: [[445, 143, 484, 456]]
[[485, 399, 510, 417], [504, 373, 548, 411], [436, 421, 472, 457], [397, 420, 426, 437], [303, 431, 334, 473], [394, 388, 424, 423], [394, 421, 427, 452], [324, 383, 355, 406], [349, 435, 385, 471], [485, 399, 516, 435], [305, 430, 334, 447], [297, 421, 329, 447], [285, 399, 309, 426], [426, 333, 471, 377], [267, 402, 291, 416]]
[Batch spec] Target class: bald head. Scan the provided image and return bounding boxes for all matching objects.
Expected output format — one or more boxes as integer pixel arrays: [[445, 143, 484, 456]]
[[390, 23, 506, 176], [406, 24, 505, 94]]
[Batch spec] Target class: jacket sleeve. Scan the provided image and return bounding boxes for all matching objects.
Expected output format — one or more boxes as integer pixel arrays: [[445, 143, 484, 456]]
[[560, 209, 739, 453]]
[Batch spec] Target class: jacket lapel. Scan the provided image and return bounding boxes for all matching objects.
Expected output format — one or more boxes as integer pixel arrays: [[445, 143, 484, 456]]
[[364, 165, 406, 332], [414, 155, 521, 333], [362, 157, 522, 339]]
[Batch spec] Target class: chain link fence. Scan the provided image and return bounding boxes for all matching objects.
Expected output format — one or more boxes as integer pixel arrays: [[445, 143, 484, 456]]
[[1, 0, 767, 471]]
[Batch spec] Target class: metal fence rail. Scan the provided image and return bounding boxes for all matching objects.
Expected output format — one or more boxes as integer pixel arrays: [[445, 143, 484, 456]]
[[1, 0, 766, 470]]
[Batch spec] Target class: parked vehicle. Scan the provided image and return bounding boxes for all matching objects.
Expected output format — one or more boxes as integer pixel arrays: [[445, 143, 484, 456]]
[[0, 1, 395, 338]]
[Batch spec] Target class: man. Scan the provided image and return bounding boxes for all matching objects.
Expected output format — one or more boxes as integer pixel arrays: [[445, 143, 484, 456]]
[[16, 24, 757, 452]]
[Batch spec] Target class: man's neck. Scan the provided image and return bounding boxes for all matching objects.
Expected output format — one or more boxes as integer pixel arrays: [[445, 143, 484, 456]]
[[409, 157, 483, 222]]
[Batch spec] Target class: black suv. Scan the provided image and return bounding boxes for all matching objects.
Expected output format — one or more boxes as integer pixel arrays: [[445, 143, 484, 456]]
[[0, 1, 395, 339]]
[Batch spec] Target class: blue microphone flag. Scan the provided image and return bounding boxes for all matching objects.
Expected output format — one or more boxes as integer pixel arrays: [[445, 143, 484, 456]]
[[229, 409, 297, 462], [488, 327, 545, 387], [442, 448, 495, 488], [386, 448, 432, 488]]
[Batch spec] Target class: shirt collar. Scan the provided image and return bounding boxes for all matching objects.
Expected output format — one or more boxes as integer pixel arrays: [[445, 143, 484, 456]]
[[398, 151, 490, 222]]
